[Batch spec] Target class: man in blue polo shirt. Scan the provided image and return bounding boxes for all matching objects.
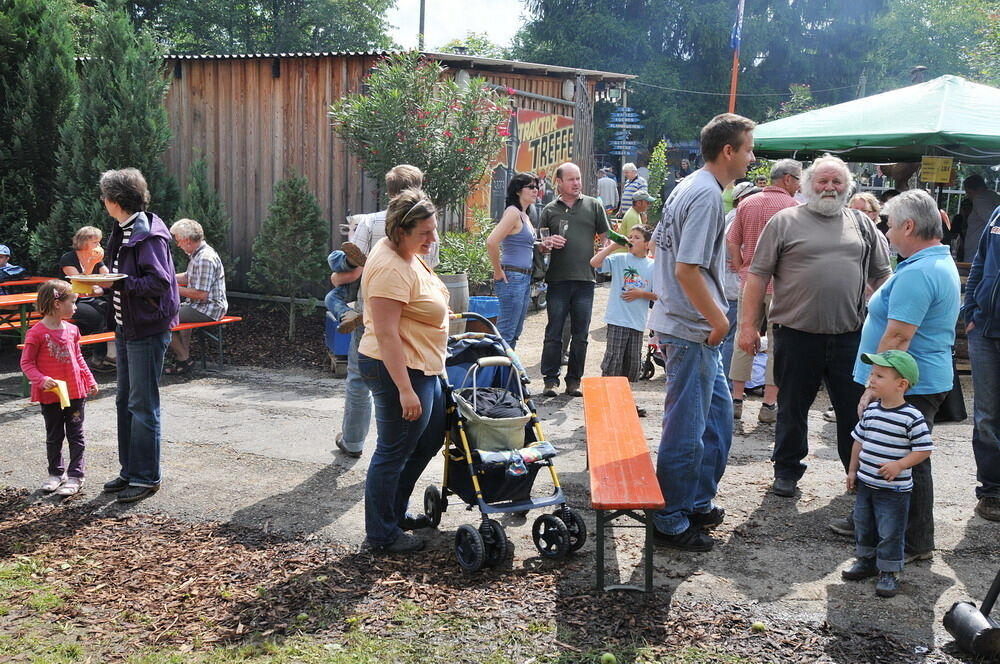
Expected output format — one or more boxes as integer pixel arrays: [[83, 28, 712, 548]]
[[844, 189, 960, 560]]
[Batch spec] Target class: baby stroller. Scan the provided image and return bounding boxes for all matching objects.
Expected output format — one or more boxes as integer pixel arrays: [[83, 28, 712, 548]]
[[639, 332, 665, 380], [424, 312, 586, 572]]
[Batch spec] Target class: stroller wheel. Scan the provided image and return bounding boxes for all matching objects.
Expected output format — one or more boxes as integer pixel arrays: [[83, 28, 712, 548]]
[[532, 514, 570, 560], [558, 507, 588, 552], [639, 358, 655, 381], [480, 519, 509, 567], [424, 485, 443, 528], [455, 524, 486, 572]]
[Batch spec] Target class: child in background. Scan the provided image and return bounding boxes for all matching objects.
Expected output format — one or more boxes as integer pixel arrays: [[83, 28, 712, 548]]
[[590, 225, 656, 416], [325, 241, 367, 333], [843, 350, 933, 597], [19, 280, 98, 496], [0, 244, 28, 295]]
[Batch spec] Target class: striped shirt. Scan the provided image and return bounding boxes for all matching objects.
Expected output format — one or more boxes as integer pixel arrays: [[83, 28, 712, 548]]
[[852, 401, 934, 491], [619, 176, 647, 215], [112, 213, 139, 327], [725, 185, 799, 293]]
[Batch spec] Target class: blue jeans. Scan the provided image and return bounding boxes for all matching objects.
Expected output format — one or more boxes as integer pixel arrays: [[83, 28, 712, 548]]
[[653, 334, 733, 535], [114, 329, 171, 487], [854, 482, 909, 572], [325, 250, 359, 322], [359, 354, 446, 546], [721, 298, 738, 383], [541, 281, 595, 385], [339, 318, 372, 453], [495, 270, 532, 348], [968, 326, 1000, 498]]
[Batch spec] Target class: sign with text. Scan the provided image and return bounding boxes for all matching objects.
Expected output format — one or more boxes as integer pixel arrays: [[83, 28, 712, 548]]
[[920, 156, 954, 184], [495, 109, 575, 179]]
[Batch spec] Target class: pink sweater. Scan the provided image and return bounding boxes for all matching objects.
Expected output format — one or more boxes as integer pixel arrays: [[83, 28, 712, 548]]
[[19, 322, 96, 404]]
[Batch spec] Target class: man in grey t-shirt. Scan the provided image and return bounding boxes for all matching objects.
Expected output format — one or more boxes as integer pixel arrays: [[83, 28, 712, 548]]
[[648, 113, 756, 552]]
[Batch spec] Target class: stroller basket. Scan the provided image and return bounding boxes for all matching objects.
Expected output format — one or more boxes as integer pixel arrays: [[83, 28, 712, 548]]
[[453, 387, 531, 452]]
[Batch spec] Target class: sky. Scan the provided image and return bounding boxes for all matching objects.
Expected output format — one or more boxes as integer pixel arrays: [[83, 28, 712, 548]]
[[387, 0, 529, 51]]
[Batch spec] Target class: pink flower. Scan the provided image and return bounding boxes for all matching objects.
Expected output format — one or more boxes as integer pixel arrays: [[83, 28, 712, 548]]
[[443, 130, 453, 138], [506, 87, 516, 95]]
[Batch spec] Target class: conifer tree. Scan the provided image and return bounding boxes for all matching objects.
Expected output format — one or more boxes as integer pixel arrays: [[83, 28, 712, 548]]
[[249, 173, 329, 340], [176, 156, 236, 277], [0, 0, 76, 271], [31, 0, 177, 273]]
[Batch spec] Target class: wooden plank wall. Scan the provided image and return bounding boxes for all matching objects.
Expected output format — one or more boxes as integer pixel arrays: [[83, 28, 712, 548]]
[[163, 55, 594, 289]]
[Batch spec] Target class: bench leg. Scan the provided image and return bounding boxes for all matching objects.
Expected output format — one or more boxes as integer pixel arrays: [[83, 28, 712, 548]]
[[595, 508, 605, 591], [644, 509, 655, 593]]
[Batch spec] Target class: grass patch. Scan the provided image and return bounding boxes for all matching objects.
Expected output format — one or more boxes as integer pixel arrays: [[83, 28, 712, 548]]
[[0, 557, 66, 615]]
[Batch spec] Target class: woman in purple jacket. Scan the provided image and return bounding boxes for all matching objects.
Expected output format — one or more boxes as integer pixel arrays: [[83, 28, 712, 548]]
[[98, 168, 180, 503]]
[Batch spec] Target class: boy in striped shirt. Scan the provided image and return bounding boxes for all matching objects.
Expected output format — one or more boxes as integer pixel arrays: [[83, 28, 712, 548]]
[[842, 350, 934, 597]]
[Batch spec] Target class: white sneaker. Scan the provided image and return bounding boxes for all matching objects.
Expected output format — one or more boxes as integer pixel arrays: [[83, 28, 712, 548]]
[[41, 474, 66, 492], [822, 408, 837, 422], [56, 477, 84, 496]]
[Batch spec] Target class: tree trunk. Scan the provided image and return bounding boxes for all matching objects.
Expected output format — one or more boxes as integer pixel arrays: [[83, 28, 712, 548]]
[[287, 295, 296, 341]]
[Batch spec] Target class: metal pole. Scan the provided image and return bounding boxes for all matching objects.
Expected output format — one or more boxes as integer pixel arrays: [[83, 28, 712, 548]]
[[418, 0, 426, 50]]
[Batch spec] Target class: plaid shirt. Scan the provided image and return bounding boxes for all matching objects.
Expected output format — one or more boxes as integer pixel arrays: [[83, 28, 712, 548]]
[[726, 186, 799, 293], [185, 243, 227, 320]]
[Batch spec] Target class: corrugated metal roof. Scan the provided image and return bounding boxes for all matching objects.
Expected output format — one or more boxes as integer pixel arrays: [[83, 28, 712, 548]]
[[162, 50, 634, 81]]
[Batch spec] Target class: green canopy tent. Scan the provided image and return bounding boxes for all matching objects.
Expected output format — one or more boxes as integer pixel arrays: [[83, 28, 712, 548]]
[[753, 75, 1000, 165]]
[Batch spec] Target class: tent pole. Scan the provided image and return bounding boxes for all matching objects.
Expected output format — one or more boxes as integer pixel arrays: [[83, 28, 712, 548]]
[[728, 49, 740, 113]]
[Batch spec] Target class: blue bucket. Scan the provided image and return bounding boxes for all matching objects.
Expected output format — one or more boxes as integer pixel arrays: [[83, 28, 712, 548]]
[[468, 296, 500, 319]]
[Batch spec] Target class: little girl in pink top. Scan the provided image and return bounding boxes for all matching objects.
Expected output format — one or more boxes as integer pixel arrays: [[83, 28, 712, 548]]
[[20, 280, 98, 496]]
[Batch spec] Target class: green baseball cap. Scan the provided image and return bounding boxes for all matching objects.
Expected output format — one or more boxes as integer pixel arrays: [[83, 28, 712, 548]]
[[861, 350, 919, 387]]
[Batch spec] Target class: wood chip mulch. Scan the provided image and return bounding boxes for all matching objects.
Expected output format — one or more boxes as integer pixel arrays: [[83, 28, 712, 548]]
[[0, 488, 957, 663]]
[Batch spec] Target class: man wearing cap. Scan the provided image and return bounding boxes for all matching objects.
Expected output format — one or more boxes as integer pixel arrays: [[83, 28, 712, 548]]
[[726, 159, 801, 423], [0, 244, 27, 295], [722, 182, 761, 382], [740, 155, 891, 498], [619, 190, 655, 238], [839, 188, 961, 558], [963, 202, 1000, 522]]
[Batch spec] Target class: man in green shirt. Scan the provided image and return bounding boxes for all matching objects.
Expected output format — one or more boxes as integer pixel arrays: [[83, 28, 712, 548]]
[[619, 190, 654, 237], [538, 162, 610, 396]]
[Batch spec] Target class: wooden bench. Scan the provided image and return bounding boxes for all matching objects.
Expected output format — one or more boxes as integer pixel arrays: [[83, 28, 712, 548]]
[[581, 376, 665, 592]]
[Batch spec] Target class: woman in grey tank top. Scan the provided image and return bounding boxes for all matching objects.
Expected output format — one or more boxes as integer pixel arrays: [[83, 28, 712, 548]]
[[486, 173, 539, 348]]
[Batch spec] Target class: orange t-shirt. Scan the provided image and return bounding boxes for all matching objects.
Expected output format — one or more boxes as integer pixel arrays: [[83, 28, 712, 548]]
[[359, 239, 450, 375]]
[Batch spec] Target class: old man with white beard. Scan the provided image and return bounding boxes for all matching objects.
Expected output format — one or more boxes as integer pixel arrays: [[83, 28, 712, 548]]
[[737, 155, 892, 497]]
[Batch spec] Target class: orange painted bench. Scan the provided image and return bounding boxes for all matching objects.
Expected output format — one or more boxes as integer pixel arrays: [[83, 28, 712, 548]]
[[582, 376, 665, 592]]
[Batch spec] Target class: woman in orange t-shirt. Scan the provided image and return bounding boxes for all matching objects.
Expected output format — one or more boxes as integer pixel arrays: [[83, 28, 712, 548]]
[[358, 189, 449, 554]]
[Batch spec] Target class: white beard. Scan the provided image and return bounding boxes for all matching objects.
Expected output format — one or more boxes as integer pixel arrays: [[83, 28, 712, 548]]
[[805, 191, 848, 216]]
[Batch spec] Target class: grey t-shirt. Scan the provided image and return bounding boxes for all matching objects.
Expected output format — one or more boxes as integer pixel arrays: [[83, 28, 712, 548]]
[[749, 205, 892, 334], [649, 168, 729, 343]]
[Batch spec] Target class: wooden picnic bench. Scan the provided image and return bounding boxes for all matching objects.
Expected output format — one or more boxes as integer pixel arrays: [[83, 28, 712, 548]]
[[581, 376, 665, 592]]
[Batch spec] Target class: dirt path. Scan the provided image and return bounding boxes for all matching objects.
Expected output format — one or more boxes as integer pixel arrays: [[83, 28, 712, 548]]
[[1, 283, 997, 661]]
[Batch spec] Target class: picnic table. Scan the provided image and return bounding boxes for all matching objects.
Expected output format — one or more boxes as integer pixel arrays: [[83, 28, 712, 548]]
[[0, 276, 51, 290], [0, 291, 39, 346]]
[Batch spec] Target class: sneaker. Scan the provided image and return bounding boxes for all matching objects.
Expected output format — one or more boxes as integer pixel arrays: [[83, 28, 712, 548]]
[[841, 558, 878, 581], [564, 381, 582, 397], [822, 407, 837, 422], [335, 433, 363, 459], [400, 513, 431, 531], [542, 380, 559, 397], [337, 310, 362, 334], [116, 484, 159, 503], [383, 532, 425, 553], [732, 399, 743, 420], [829, 515, 854, 537], [975, 496, 1000, 522], [904, 550, 933, 564], [340, 241, 367, 268], [102, 476, 129, 493], [56, 477, 84, 496], [636, 406, 647, 418], [689, 506, 725, 529], [875, 571, 900, 597], [41, 474, 66, 492], [758, 403, 777, 424], [653, 525, 715, 552], [771, 477, 797, 497]]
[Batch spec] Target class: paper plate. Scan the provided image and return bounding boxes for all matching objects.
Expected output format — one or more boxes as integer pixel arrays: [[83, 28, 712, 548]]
[[68, 273, 127, 283]]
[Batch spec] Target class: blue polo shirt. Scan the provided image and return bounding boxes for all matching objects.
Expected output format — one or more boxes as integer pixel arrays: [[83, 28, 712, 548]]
[[853, 245, 960, 395]]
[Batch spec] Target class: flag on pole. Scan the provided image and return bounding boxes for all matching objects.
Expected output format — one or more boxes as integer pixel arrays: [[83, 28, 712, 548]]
[[730, 0, 745, 51]]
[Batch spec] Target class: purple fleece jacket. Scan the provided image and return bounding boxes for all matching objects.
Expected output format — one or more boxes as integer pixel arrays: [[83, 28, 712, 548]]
[[104, 211, 180, 340]]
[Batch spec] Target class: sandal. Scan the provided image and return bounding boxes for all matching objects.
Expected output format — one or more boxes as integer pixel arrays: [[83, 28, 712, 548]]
[[164, 358, 195, 375]]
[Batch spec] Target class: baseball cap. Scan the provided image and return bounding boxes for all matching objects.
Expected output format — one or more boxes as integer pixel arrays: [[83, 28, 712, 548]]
[[861, 350, 919, 387], [0, 244, 10, 256], [632, 190, 656, 203], [732, 181, 760, 200]]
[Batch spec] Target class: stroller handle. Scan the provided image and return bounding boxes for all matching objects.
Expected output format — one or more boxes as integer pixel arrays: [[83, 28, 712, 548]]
[[450, 311, 500, 335], [477, 356, 512, 368]]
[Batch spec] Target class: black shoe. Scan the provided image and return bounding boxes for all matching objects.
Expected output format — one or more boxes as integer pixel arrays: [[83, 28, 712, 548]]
[[383, 532, 425, 553], [636, 406, 647, 418], [335, 433, 363, 459], [829, 515, 854, 537], [772, 477, 797, 497], [875, 571, 900, 597], [116, 484, 159, 503], [653, 525, 715, 552], [400, 514, 431, 531], [542, 380, 559, 397], [689, 506, 725, 529], [841, 558, 878, 581], [564, 382, 582, 397], [102, 476, 129, 493]]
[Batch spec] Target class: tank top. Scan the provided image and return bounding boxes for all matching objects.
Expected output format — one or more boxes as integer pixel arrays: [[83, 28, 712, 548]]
[[499, 207, 535, 269]]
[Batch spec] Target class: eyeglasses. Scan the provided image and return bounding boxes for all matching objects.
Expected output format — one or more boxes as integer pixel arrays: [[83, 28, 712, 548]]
[[788, 174, 800, 180], [524, 185, 539, 190]]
